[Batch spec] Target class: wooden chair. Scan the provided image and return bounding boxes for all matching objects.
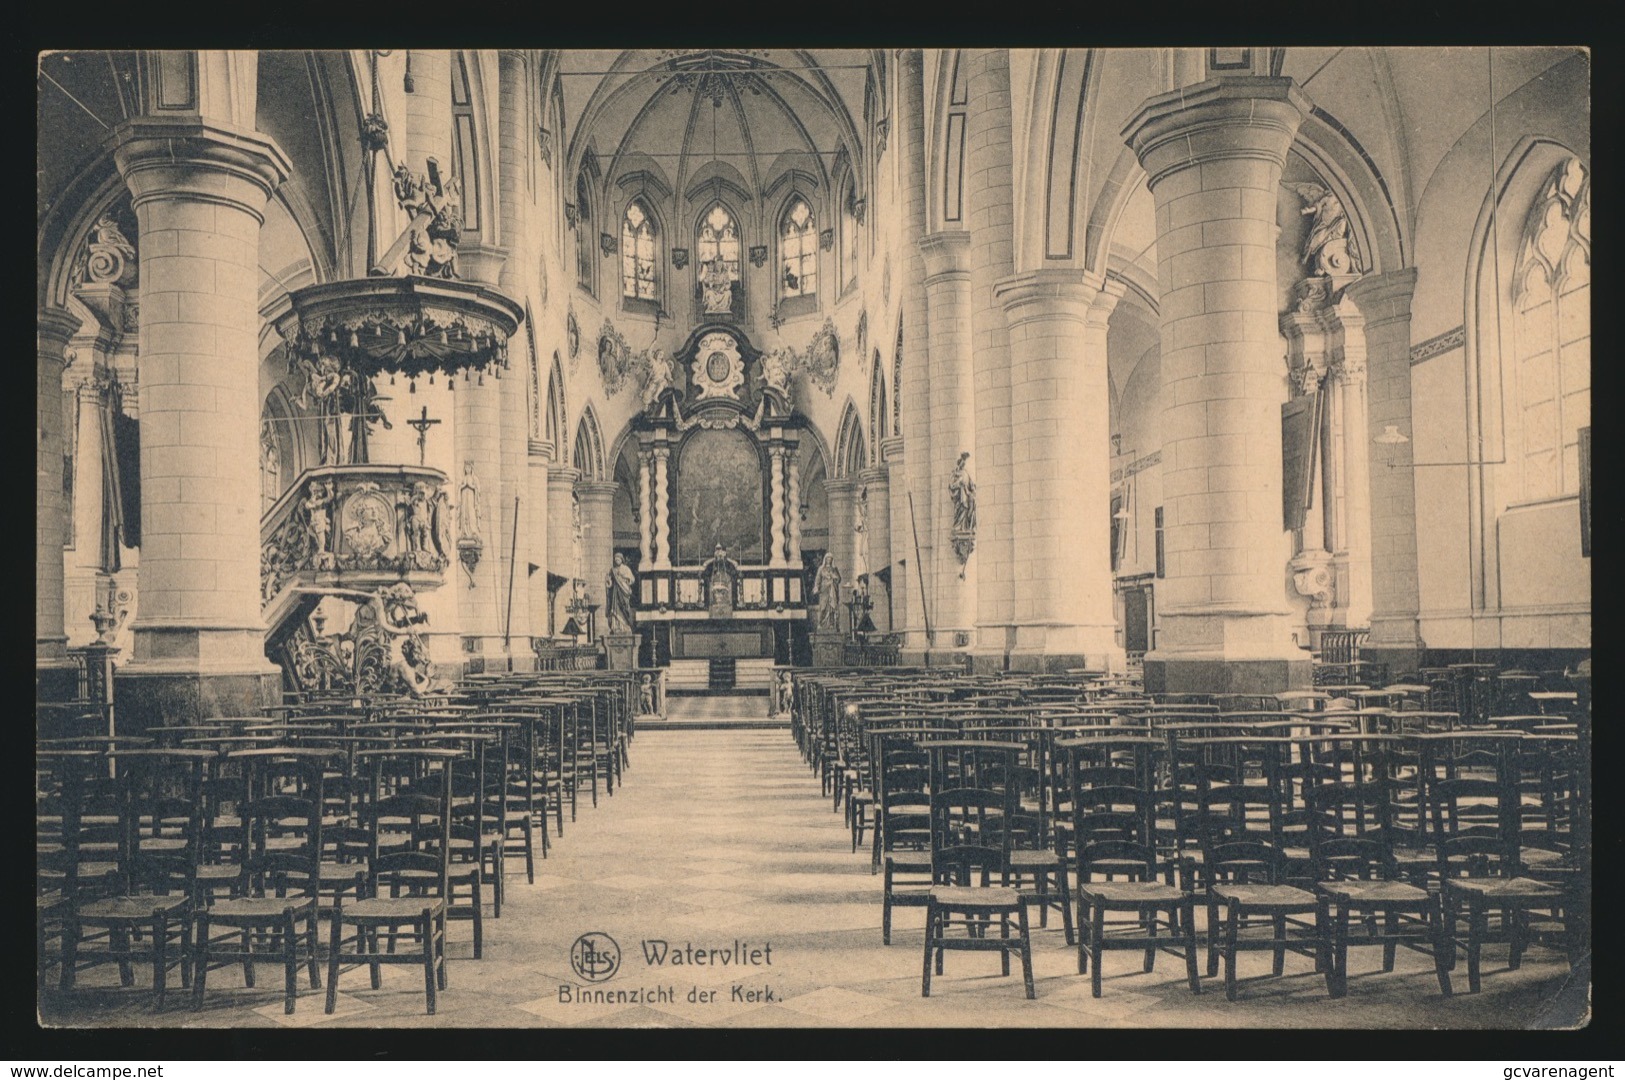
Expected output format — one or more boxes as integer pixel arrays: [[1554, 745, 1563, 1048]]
[[325, 748, 454, 1015]]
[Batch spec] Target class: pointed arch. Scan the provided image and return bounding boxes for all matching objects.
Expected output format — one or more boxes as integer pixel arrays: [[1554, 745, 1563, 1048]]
[[868, 351, 890, 453], [834, 398, 866, 479], [573, 402, 606, 481], [545, 350, 567, 456], [891, 312, 904, 436]]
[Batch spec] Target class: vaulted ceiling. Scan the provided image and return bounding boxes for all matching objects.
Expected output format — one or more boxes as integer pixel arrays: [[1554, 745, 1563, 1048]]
[[556, 50, 874, 203]]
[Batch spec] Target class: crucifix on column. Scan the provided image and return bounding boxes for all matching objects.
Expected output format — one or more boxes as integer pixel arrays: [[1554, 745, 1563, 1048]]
[[407, 405, 442, 466]]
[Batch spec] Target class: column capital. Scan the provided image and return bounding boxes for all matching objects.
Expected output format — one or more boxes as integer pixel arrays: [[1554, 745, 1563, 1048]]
[[859, 465, 890, 487], [528, 438, 555, 461], [111, 116, 292, 222], [1122, 76, 1312, 192], [919, 229, 972, 280], [824, 476, 859, 497], [878, 435, 905, 465], [38, 306, 84, 361], [1343, 267, 1419, 330], [575, 479, 620, 499], [993, 268, 1098, 328], [548, 466, 582, 487]]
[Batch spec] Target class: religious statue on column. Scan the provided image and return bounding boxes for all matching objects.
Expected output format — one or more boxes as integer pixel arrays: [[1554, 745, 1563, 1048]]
[[950, 451, 977, 577], [457, 460, 483, 542], [606, 552, 636, 634], [852, 483, 870, 596]]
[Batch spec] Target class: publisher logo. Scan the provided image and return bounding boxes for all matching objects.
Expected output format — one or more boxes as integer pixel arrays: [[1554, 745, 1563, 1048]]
[[570, 932, 621, 983]]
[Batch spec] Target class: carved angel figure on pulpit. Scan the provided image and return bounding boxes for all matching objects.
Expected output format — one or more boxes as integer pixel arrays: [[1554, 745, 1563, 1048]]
[[430, 488, 455, 562], [405, 482, 435, 566], [1285, 181, 1364, 277], [298, 356, 345, 465], [302, 480, 335, 566]]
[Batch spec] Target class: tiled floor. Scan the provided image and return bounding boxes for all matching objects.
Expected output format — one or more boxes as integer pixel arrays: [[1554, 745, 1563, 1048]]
[[40, 706, 1586, 1029]]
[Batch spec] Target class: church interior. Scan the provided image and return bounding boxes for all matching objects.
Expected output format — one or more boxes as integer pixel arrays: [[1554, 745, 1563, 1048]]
[[35, 47, 1589, 1030]]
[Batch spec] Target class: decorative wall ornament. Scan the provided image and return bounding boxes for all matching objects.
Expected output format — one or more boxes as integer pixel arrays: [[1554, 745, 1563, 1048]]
[[949, 451, 976, 577], [852, 198, 867, 226], [882, 254, 892, 309], [749, 245, 768, 268], [564, 202, 579, 230], [537, 126, 553, 167], [1291, 276, 1334, 314], [874, 116, 889, 156], [600, 232, 617, 256], [819, 228, 835, 252], [567, 305, 581, 360], [277, 583, 440, 699], [596, 319, 636, 395], [855, 310, 868, 373], [672, 247, 690, 269], [1409, 325, 1465, 365], [804, 318, 841, 396], [1283, 181, 1365, 279], [1289, 548, 1335, 606], [690, 331, 746, 401]]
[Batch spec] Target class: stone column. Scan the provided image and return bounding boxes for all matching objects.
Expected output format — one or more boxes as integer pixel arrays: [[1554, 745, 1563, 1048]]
[[495, 49, 531, 657], [576, 480, 619, 639], [1345, 269, 1422, 672], [38, 307, 83, 700], [995, 271, 1124, 672], [527, 439, 552, 642], [880, 437, 908, 641], [964, 48, 1017, 673], [110, 116, 291, 725], [1123, 76, 1313, 694], [895, 48, 933, 658], [1327, 298, 1373, 630], [824, 478, 857, 617], [860, 465, 892, 632], [919, 230, 975, 652], [547, 466, 581, 634]]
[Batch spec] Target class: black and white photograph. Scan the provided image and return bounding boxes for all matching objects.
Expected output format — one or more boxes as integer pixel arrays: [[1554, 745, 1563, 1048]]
[[33, 46, 1591, 1036]]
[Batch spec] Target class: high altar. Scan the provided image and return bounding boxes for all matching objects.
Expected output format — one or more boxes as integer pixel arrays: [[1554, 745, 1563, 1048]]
[[628, 324, 810, 688]]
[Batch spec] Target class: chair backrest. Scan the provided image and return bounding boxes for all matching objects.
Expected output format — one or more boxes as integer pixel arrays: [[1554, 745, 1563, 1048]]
[[238, 758, 326, 896]]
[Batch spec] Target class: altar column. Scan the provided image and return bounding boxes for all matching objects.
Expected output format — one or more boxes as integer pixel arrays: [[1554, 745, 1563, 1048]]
[[576, 480, 619, 640], [37, 307, 83, 700], [767, 444, 788, 568], [109, 110, 292, 727], [785, 443, 803, 568], [1124, 75, 1313, 694], [637, 442, 654, 568], [650, 442, 673, 569]]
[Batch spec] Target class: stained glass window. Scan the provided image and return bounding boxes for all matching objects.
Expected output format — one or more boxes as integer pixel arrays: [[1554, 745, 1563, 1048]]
[[1509, 158, 1589, 504], [781, 198, 817, 298], [621, 200, 657, 300], [696, 203, 741, 283]]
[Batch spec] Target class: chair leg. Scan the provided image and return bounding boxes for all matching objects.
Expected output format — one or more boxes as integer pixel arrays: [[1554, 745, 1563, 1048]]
[[524, 821, 536, 884], [152, 912, 169, 1010], [1224, 903, 1240, 1002], [1508, 907, 1526, 970], [282, 910, 299, 1015], [191, 913, 210, 1008], [881, 865, 893, 945], [999, 910, 1011, 977], [1018, 904, 1035, 1000], [1206, 898, 1220, 977], [1432, 901, 1453, 997], [1182, 900, 1201, 994], [59, 918, 79, 991], [1383, 910, 1399, 972], [436, 910, 449, 990], [113, 926, 134, 987], [421, 913, 437, 1016], [920, 902, 935, 998], [1144, 904, 1158, 973], [1466, 896, 1486, 994], [1333, 904, 1351, 998], [1058, 871, 1076, 947], [306, 910, 321, 989], [472, 875, 484, 960], [325, 914, 342, 1014], [1090, 904, 1105, 998], [1272, 914, 1287, 976], [240, 926, 255, 989]]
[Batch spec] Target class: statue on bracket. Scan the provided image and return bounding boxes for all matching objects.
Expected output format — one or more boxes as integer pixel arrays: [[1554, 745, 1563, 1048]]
[[700, 256, 734, 315], [759, 347, 796, 413], [457, 460, 484, 586], [641, 347, 679, 416], [949, 451, 977, 577], [605, 552, 636, 634], [852, 483, 870, 595], [813, 553, 843, 630], [1284, 181, 1364, 278]]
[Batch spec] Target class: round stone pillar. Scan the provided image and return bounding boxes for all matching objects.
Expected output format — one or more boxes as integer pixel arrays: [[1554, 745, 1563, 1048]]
[[527, 440, 552, 643], [1345, 269, 1422, 672], [879, 437, 909, 643], [547, 466, 581, 635], [576, 480, 620, 641], [860, 465, 892, 632], [918, 230, 975, 651], [110, 117, 291, 726], [995, 271, 1123, 673], [1123, 77, 1314, 694], [964, 48, 1017, 672], [824, 477, 858, 609], [495, 50, 532, 656], [895, 48, 933, 658], [38, 307, 83, 699]]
